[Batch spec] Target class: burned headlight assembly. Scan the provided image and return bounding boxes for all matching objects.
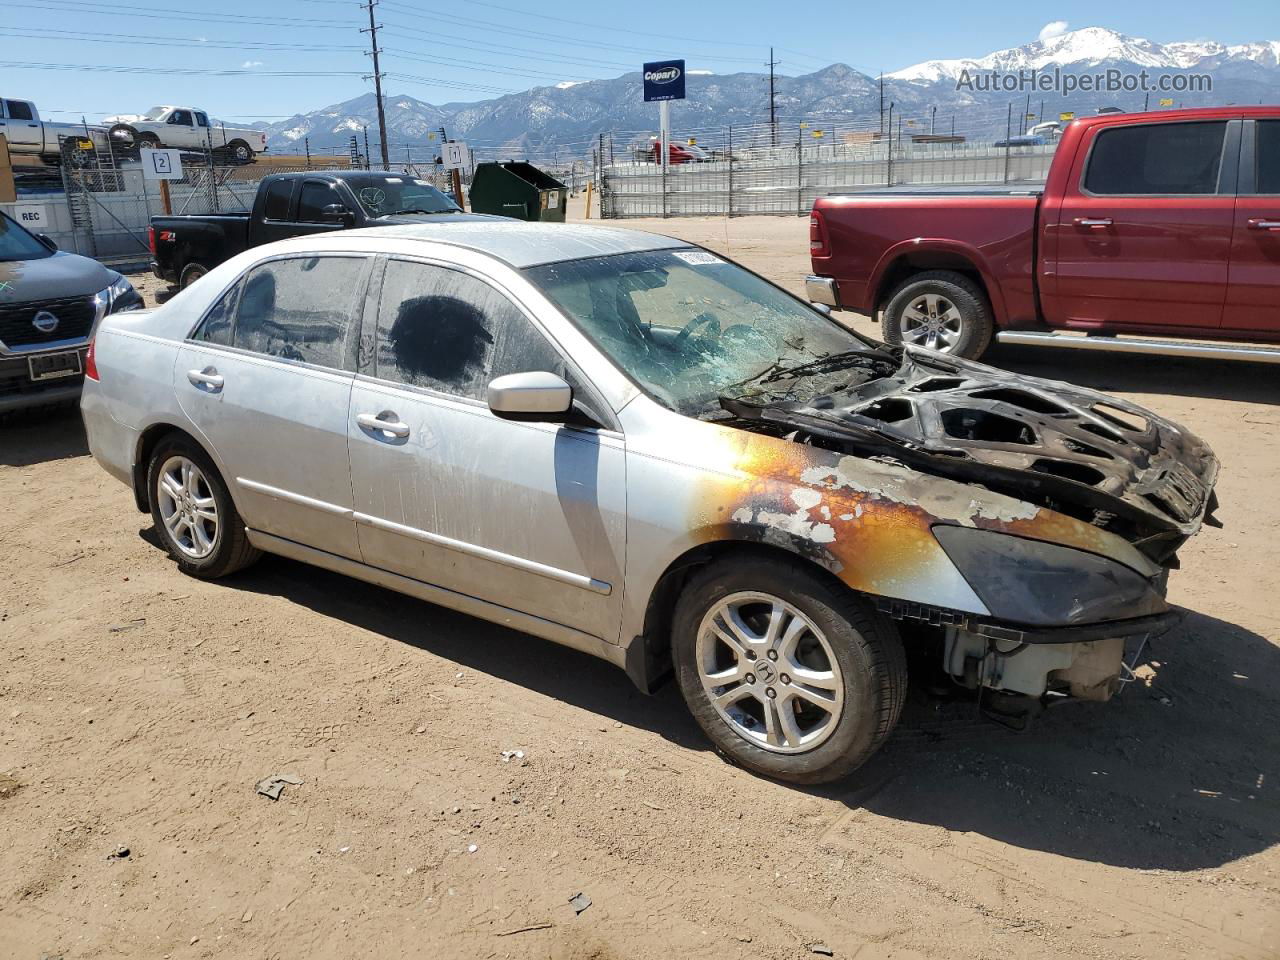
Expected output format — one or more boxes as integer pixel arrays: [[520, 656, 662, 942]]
[[932, 525, 1167, 628]]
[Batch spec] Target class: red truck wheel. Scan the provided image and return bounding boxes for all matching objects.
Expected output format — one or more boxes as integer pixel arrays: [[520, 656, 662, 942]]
[[882, 271, 993, 359]]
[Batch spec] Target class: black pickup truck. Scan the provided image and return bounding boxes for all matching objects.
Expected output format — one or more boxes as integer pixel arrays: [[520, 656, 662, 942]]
[[149, 170, 489, 288]]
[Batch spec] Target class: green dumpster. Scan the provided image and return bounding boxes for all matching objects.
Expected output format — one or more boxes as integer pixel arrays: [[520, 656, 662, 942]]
[[469, 161, 567, 222]]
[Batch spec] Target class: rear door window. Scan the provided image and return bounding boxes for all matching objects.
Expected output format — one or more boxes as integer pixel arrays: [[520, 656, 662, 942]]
[[1084, 121, 1228, 195], [195, 112, 210, 128], [231, 256, 367, 369], [192, 281, 241, 346], [373, 258, 573, 400], [262, 180, 293, 220], [1255, 121, 1280, 194]]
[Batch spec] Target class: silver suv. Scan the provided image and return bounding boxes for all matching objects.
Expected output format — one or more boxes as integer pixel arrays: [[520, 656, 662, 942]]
[[81, 222, 1217, 783]]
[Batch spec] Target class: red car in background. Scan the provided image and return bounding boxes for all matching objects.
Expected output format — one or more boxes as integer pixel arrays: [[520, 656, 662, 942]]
[[647, 138, 711, 164], [807, 106, 1280, 361]]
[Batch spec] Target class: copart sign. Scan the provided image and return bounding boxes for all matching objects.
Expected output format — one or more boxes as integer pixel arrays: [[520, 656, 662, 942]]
[[643, 60, 686, 102]]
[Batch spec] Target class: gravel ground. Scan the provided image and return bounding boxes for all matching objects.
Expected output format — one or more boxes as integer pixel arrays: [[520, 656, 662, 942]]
[[1, 216, 1277, 960]]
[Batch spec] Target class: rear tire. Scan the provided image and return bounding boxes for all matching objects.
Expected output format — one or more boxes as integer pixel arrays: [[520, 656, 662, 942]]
[[882, 270, 993, 359], [147, 435, 260, 579], [672, 556, 907, 784], [226, 140, 254, 164], [179, 262, 209, 289]]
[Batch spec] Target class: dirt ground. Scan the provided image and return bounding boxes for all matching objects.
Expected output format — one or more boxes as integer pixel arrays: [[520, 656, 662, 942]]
[[2, 216, 1278, 960]]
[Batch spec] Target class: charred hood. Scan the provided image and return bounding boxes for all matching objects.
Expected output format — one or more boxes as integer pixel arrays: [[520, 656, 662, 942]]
[[721, 346, 1219, 562]]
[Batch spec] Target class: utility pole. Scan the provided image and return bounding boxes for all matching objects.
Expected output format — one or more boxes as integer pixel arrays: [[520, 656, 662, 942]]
[[360, 0, 390, 169], [879, 73, 885, 138], [767, 48, 779, 148], [930, 105, 936, 135]]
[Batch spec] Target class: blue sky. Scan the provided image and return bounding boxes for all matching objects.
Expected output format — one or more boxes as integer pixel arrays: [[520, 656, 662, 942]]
[[8, 0, 1276, 123]]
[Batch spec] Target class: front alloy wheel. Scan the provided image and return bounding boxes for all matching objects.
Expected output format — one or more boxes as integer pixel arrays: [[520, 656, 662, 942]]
[[673, 556, 907, 784], [697, 592, 844, 753]]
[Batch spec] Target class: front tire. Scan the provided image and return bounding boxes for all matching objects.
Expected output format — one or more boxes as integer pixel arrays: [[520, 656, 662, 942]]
[[147, 436, 260, 579], [882, 270, 993, 359], [672, 556, 907, 784]]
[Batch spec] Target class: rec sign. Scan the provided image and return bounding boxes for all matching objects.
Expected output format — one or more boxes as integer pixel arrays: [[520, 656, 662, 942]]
[[643, 60, 685, 102]]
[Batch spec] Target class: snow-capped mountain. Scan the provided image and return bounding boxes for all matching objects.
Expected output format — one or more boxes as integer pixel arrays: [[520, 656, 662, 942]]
[[890, 27, 1280, 82], [258, 27, 1279, 160]]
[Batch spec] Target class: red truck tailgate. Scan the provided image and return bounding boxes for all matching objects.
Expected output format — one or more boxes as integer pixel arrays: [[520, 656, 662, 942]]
[[811, 192, 1041, 325]]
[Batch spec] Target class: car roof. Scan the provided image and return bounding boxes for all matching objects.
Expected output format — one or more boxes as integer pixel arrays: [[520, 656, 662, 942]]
[[276, 220, 692, 269]]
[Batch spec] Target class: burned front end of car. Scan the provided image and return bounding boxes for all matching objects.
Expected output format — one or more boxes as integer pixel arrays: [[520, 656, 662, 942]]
[[717, 345, 1219, 710]]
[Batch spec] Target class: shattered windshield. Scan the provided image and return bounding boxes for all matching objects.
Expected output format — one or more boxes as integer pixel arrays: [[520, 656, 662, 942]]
[[525, 249, 898, 417], [143, 106, 168, 120], [346, 176, 460, 218]]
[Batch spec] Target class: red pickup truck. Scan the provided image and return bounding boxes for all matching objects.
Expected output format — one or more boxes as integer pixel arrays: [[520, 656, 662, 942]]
[[807, 106, 1280, 361]]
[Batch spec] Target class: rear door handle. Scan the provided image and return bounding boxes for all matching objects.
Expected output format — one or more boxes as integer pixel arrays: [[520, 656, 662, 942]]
[[1074, 217, 1114, 228], [1247, 218, 1280, 231], [357, 411, 410, 439], [186, 366, 224, 391]]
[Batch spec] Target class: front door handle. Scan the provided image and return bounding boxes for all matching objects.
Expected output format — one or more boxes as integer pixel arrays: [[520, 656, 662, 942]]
[[186, 366, 224, 391], [357, 411, 411, 439], [1074, 217, 1114, 228], [1247, 218, 1280, 231]]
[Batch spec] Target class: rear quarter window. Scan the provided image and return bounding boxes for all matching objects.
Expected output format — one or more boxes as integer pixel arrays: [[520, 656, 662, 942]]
[[1084, 121, 1228, 195]]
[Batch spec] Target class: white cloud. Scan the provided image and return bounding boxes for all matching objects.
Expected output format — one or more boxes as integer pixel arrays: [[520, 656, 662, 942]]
[[241, 60, 263, 68], [687, 69, 714, 75], [1038, 20, 1069, 42]]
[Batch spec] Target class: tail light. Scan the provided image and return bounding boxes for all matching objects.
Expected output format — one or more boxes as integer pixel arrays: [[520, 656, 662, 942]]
[[84, 339, 99, 381], [809, 209, 830, 257], [147, 225, 156, 255]]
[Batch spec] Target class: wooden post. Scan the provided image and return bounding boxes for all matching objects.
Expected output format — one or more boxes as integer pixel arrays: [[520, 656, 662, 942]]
[[0, 135, 16, 204], [583, 180, 593, 219], [451, 167, 464, 211], [158, 178, 172, 215]]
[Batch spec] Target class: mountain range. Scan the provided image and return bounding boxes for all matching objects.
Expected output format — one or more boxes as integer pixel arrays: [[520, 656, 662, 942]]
[[257, 27, 1280, 161]]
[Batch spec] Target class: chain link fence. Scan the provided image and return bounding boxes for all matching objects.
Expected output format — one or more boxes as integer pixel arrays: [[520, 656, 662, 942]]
[[15, 136, 468, 266], [598, 126, 1057, 218]]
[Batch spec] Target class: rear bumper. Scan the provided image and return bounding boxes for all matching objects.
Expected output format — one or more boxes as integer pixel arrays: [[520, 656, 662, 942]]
[[804, 275, 841, 309]]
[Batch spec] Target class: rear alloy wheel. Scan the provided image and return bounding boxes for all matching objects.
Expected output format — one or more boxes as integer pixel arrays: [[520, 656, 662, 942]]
[[882, 270, 993, 359], [147, 436, 259, 578], [226, 139, 254, 164], [673, 556, 907, 784]]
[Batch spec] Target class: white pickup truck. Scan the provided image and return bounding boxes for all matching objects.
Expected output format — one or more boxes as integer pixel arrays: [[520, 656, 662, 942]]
[[103, 106, 268, 163], [0, 96, 106, 165]]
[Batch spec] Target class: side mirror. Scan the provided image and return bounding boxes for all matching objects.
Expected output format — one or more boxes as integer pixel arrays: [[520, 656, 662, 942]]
[[487, 371, 572, 422], [322, 203, 354, 226], [37, 233, 57, 252]]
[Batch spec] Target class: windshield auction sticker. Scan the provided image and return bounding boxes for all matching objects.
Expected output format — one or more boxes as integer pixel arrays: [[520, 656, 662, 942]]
[[673, 251, 723, 266]]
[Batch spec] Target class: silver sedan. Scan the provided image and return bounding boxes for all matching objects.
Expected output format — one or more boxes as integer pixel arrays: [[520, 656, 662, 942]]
[[82, 221, 1216, 783]]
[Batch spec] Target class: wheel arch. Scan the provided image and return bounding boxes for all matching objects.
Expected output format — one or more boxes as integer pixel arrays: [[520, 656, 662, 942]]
[[132, 422, 215, 513], [625, 537, 860, 695], [871, 241, 1004, 324]]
